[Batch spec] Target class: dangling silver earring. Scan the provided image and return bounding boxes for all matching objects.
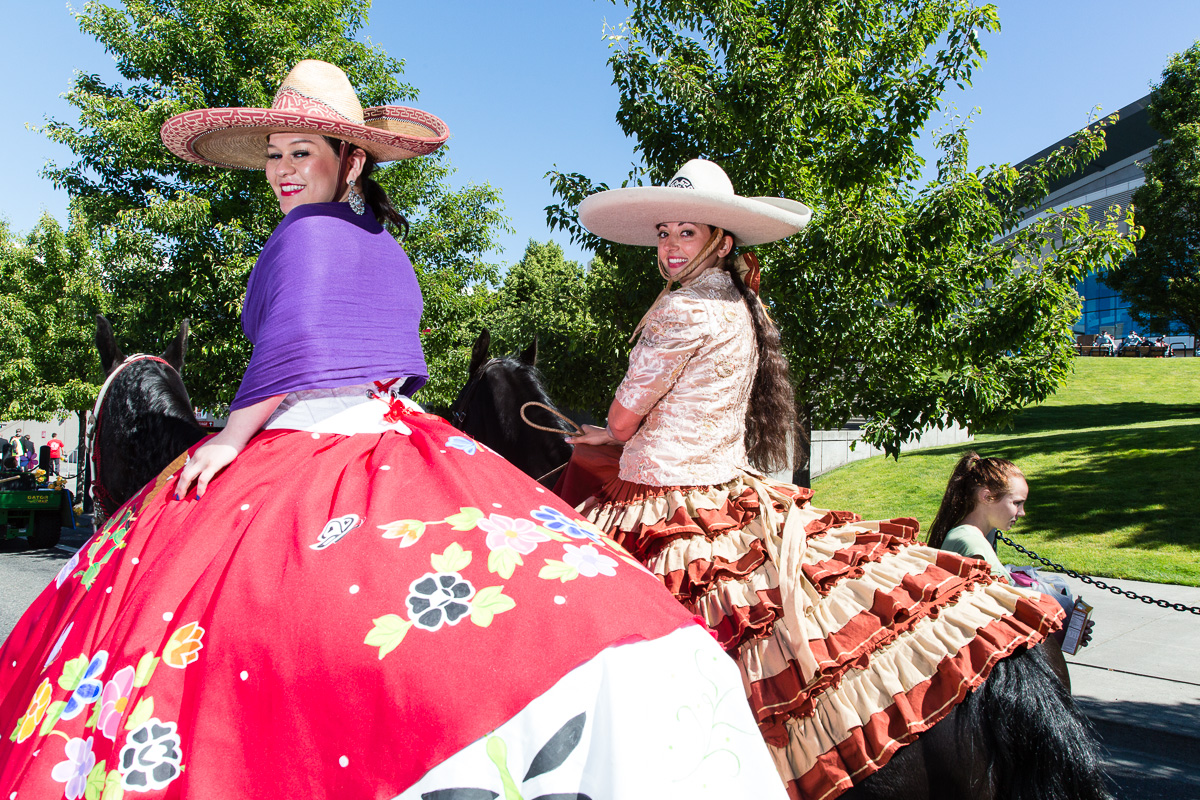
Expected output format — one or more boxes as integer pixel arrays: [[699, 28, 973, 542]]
[[347, 178, 366, 215]]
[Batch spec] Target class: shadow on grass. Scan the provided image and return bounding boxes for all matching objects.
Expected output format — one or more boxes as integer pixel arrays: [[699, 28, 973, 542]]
[[979, 421, 1200, 551], [1005, 402, 1200, 436]]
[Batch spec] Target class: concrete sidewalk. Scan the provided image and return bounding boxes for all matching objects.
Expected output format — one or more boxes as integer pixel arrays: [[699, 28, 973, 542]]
[[1056, 575, 1200, 743]]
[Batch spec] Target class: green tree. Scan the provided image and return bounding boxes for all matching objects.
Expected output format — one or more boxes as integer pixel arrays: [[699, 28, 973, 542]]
[[41, 0, 505, 408], [0, 212, 108, 421], [547, 0, 1135, 482], [1102, 43, 1200, 339], [483, 241, 628, 416]]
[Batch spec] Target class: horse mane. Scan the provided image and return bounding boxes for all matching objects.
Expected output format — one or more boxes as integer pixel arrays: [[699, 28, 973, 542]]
[[482, 355, 573, 441], [452, 331, 575, 486], [93, 316, 207, 516]]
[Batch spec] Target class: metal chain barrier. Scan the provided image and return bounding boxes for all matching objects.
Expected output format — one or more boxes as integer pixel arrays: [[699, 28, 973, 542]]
[[996, 532, 1200, 615]]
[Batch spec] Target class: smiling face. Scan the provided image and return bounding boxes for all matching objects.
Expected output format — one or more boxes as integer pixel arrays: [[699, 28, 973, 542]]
[[265, 133, 346, 214], [978, 476, 1028, 532], [656, 222, 733, 282]]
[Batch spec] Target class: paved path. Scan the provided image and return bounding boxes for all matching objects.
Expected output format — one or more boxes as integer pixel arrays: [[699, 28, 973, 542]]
[[1057, 575, 1200, 798]]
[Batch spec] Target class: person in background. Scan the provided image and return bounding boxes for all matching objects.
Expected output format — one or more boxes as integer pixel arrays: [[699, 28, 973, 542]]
[[926, 451, 1026, 580], [18, 435, 36, 471], [45, 433, 65, 476], [6, 430, 21, 466], [1120, 329, 1143, 353], [1096, 330, 1115, 355]]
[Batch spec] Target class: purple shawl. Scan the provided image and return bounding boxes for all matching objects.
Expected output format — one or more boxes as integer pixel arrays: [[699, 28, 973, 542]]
[[231, 203, 427, 410]]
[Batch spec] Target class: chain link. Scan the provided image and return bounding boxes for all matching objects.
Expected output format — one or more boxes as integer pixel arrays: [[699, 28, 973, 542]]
[[995, 532, 1200, 615]]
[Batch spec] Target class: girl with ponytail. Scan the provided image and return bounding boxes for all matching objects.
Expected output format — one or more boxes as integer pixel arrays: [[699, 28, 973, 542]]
[[928, 451, 1028, 578]]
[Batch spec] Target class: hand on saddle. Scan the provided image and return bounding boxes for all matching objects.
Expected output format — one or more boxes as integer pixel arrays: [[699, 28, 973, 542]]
[[570, 424, 621, 446]]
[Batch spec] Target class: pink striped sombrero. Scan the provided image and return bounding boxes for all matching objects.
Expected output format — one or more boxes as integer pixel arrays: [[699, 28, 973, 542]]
[[161, 59, 448, 169]]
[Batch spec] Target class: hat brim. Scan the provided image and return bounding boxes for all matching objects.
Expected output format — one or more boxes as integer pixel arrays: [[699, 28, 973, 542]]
[[160, 106, 449, 169], [578, 186, 812, 247]]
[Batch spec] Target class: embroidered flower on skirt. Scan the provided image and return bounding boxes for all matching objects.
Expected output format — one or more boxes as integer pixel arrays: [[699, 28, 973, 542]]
[[562, 543, 619, 578], [119, 718, 183, 791], [97, 665, 137, 741], [51, 736, 97, 800], [62, 651, 109, 720], [446, 435, 478, 455], [479, 514, 550, 555], [532, 505, 603, 542], [406, 572, 476, 631]]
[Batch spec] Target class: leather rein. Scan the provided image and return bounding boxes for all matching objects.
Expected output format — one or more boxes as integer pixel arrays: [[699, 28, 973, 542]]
[[452, 360, 578, 484]]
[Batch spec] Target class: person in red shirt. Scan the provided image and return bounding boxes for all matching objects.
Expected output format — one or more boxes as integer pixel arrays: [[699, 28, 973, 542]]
[[45, 433, 64, 476]]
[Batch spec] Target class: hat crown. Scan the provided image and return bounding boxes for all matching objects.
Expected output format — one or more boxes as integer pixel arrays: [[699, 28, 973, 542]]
[[666, 159, 735, 196], [271, 59, 365, 126]]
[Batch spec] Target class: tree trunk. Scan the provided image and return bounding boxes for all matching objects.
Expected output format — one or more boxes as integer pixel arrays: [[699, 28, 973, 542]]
[[77, 412, 92, 513], [791, 402, 813, 488]]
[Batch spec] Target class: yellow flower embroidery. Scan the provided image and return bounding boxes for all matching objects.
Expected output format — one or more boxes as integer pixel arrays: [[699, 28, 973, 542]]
[[15, 678, 53, 742], [378, 519, 427, 547], [162, 621, 206, 669]]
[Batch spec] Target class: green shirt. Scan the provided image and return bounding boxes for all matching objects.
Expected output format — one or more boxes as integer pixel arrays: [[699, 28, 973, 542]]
[[941, 524, 1009, 579]]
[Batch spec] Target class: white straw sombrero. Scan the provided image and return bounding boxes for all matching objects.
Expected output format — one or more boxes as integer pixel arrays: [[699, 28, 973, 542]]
[[578, 159, 812, 247], [161, 60, 449, 169]]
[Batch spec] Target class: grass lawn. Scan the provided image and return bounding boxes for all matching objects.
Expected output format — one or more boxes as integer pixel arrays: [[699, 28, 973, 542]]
[[811, 358, 1200, 586]]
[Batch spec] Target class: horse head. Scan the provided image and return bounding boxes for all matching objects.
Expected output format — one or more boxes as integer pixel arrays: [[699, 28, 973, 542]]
[[450, 329, 574, 486], [91, 315, 207, 518]]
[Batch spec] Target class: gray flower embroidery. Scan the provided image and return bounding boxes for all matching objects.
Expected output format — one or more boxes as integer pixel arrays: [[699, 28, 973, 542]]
[[407, 572, 475, 631]]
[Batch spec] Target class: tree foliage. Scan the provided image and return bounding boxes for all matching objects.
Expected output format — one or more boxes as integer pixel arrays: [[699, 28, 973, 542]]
[[0, 213, 108, 420], [42, 0, 505, 408], [1102, 43, 1200, 338], [546, 0, 1135, 474], [481, 241, 628, 417]]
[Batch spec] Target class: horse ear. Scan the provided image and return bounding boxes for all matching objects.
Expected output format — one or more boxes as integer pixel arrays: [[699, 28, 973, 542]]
[[520, 336, 538, 366], [95, 314, 125, 375], [468, 329, 491, 377], [162, 319, 189, 373]]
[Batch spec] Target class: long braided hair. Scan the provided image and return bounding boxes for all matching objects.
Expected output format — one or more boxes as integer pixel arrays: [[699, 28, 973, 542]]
[[719, 250, 795, 473], [927, 451, 1025, 548], [323, 137, 410, 238]]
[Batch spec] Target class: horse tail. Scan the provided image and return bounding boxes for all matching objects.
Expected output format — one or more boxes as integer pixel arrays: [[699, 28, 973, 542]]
[[963, 643, 1113, 800]]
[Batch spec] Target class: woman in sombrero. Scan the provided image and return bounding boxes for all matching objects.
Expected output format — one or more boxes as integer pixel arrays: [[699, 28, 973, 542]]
[[0, 62, 788, 799], [566, 160, 1066, 798]]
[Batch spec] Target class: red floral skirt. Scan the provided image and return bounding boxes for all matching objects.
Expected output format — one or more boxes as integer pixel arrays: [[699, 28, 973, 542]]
[[0, 409, 703, 798], [579, 470, 1065, 800]]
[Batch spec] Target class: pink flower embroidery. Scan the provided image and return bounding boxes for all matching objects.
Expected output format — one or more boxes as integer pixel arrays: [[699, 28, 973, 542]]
[[478, 514, 549, 555], [98, 665, 137, 741], [562, 543, 619, 578]]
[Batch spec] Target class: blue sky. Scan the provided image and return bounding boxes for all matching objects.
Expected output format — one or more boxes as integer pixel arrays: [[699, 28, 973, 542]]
[[3, 1, 1198, 266]]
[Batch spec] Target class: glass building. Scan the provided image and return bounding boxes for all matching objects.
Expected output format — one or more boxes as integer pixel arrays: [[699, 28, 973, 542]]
[[1010, 96, 1189, 345]]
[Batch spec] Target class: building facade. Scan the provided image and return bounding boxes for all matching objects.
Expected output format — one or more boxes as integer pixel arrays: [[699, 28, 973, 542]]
[[1012, 96, 1191, 346]]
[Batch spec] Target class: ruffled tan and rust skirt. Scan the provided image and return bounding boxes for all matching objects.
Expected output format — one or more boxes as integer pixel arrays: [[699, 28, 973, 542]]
[[578, 470, 1064, 800]]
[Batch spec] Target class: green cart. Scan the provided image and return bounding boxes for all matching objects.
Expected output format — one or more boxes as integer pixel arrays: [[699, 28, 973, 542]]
[[0, 471, 75, 548]]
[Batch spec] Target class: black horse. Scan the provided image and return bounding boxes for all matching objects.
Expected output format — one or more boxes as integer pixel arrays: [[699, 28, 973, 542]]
[[92, 315, 207, 519], [448, 330, 575, 487], [446, 344, 1114, 800]]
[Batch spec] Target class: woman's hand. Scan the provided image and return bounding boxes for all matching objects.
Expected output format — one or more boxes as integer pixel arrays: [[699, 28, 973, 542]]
[[175, 435, 242, 500], [173, 394, 285, 500], [570, 424, 621, 446]]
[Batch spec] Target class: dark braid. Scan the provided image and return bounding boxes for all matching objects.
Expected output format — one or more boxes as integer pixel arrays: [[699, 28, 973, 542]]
[[723, 257, 795, 472], [323, 136, 410, 238], [927, 451, 1024, 547]]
